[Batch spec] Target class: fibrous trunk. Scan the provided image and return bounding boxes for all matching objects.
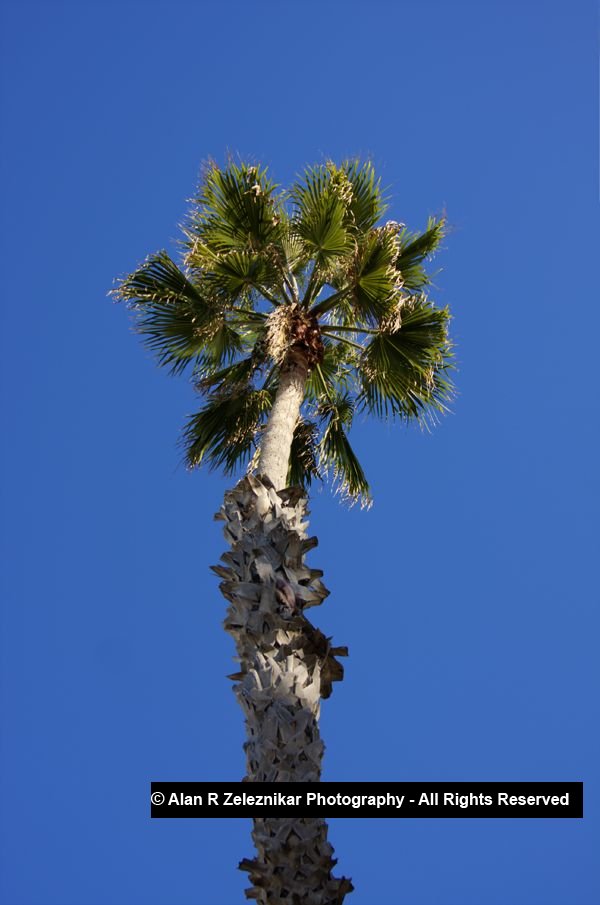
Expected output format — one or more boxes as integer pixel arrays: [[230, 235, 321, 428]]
[[213, 475, 353, 904]]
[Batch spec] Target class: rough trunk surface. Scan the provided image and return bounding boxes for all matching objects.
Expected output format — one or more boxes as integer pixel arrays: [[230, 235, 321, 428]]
[[213, 474, 353, 904]]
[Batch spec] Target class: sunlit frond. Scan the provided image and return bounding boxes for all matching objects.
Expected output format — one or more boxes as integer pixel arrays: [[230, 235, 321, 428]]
[[359, 295, 453, 421], [396, 216, 445, 290], [186, 161, 283, 254], [291, 166, 355, 276], [350, 223, 402, 322], [341, 160, 386, 231], [191, 245, 280, 302]]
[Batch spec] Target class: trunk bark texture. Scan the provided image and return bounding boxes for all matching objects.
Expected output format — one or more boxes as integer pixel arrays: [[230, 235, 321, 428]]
[[258, 352, 309, 490], [213, 475, 353, 904]]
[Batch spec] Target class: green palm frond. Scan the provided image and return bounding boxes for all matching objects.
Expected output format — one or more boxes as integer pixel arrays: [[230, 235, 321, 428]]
[[115, 250, 202, 306], [182, 387, 272, 473], [341, 160, 386, 231], [186, 161, 283, 254], [205, 248, 274, 296], [115, 158, 453, 503], [181, 161, 297, 306], [396, 216, 445, 290], [198, 319, 247, 368], [287, 419, 321, 488], [187, 243, 283, 304], [114, 251, 228, 374], [359, 295, 453, 421], [291, 165, 355, 276], [318, 392, 371, 506], [194, 350, 263, 392], [305, 341, 357, 402], [350, 224, 402, 322], [279, 231, 307, 277]]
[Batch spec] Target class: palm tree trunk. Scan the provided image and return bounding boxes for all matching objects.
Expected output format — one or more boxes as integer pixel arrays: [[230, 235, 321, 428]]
[[213, 476, 353, 904], [212, 348, 353, 902], [258, 351, 309, 490]]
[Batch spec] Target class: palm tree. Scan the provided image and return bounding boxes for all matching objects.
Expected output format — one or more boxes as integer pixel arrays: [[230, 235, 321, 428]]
[[115, 159, 453, 904]]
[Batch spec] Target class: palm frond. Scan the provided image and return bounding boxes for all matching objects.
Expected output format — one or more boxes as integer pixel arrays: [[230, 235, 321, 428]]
[[287, 419, 321, 488], [115, 159, 454, 501], [114, 251, 227, 374], [350, 223, 402, 322], [305, 341, 357, 402], [214, 248, 267, 293], [279, 231, 307, 276], [182, 387, 272, 473], [198, 320, 247, 368], [318, 393, 371, 506], [192, 246, 278, 301], [358, 296, 453, 421], [194, 345, 265, 392], [291, 166, 355, 277], [341, 160, 386, 231], [186, 161, 283, 254], [115, 250, 202, 307], [396, 216, 445, 290]]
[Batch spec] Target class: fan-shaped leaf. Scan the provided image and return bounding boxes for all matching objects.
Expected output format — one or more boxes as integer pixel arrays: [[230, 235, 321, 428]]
[[359, 297, 453, 421], [188, 162, 283, 254], [318, 393, 371, 506], [396, 217, 445, 290], [352, 225, 401, 321], [182, 388, 272, 473], [287, 419, 321, 488], [292, 166, 355, 268], [115, 160, 453, 502], [342, 160, 386, 232], [114, 252, 226, 374]]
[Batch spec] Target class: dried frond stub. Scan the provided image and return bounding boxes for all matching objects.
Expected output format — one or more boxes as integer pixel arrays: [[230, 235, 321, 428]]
[[381, 296, 406, 332], [265, 304, 324, 369], [265, 304, 296, 365]]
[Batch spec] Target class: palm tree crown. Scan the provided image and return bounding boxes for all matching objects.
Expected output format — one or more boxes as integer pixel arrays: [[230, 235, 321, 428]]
[[115, 160, 453, 505]]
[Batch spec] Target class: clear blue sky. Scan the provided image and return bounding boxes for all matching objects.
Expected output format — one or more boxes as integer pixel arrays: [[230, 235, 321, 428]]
[[1, 2, 598, 904]]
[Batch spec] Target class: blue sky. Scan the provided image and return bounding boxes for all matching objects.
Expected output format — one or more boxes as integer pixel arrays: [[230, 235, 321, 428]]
[[1, 2, 598, 904]]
